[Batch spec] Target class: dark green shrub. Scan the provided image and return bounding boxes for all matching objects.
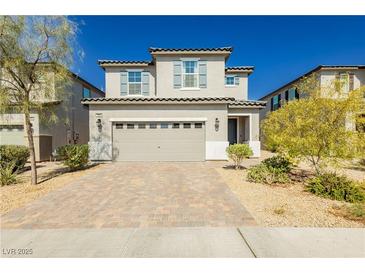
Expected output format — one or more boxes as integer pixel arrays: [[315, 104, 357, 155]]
[[247, 163, 290, 184], [226, 144, 253, 169], [56, 144, 73, 160], [262, 155, 292, 173], [306, 172, 365, 203], [0, 145, 29, 173], [63, 144, 89, 171]]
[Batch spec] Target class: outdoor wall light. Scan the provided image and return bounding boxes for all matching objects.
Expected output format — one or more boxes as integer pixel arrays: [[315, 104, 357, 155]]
[[215, 118, 219, 131], [96, 118, 102, 132]]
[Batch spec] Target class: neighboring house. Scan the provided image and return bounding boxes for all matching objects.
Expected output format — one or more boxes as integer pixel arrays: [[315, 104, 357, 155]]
[[259, 65, 365, 122], [82, 47, 266, 161], [0, 69, 104, 161]]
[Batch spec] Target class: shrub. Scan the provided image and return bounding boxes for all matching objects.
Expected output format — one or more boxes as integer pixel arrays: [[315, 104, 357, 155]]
[[262, 155, 293, 173], [62, 144, 89, 171], [226, 144, 253, 169], [0, 145, 29, 173], [56, 144, 73, 160], [0, 161, 18, 186], [247, 163, 290, 184], [306, 172, 365, 203]]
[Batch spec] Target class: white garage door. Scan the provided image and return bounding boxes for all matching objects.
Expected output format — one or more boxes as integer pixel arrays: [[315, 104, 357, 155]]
[[0, 125, 26, 145], [112, 121, 205, 161]]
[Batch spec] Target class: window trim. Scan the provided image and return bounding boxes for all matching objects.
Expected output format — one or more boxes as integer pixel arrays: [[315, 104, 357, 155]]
[[181, 60, 199, 89], [127, 70, 143, 96], [225, 75, 236, 87]]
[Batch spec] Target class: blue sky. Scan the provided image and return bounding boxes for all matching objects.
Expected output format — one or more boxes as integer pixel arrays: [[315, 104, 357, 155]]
[[72, 16, 365, 100]]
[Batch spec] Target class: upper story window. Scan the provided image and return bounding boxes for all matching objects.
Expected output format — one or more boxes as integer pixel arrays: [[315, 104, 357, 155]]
[[182, 61, 198, 88], [82, 87, 91, 98], [225, 76, 235, 86], [128, 71, 142, 95]]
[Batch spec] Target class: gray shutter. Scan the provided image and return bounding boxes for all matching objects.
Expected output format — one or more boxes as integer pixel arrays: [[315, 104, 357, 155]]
[[173, 61, 182, 89], [142, 71, 149, 96], [120, 71, 128, 96], [199, 61, 207, 88], [234, 76, 240, 85]]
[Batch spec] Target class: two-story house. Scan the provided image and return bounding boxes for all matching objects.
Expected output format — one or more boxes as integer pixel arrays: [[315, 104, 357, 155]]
[[0, 68, 104, 161], [259, 65, 365, 122], [82, 47, 266, 161]]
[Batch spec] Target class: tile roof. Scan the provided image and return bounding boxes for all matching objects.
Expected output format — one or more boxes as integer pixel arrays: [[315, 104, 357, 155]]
[[81, 97, 236, 104], [98, 60, 152, 65], [82, 97, 266, 108], [226, 66, 255, 71], [229, 100, 266, 107], [149, 47, 233, 53]]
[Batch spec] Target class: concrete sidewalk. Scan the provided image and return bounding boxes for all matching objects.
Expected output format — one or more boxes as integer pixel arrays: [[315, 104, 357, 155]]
[[1, 227, 364, 258]]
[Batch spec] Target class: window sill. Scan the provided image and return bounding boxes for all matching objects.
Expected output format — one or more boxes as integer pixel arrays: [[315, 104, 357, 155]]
[[225, 85, 237, 88], [179, 88, 201, 91]]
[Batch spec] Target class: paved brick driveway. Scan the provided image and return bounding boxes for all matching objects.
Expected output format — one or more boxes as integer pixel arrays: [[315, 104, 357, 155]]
[[1, 162, 255, 228]]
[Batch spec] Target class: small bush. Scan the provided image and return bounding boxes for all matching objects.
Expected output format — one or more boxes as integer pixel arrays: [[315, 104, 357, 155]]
[[0, 161, 18, 186], [262, 155, 293, 173], [226, 144, 253, 169], [62, 144, 89, 171], [349, 203, 365, 218], [0, 145, 29, 173], [56, 144, 73, 160], [306, 172, 365, 203], [247, 163, 290, 184]]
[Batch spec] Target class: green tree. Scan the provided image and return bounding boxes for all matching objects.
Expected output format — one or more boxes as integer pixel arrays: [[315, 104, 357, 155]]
[[262, 73, 365, 175], [0, 16, 79, 184]]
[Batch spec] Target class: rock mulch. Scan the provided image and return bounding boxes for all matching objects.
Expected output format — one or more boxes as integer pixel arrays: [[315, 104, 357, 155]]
[[216, 151, 365, 228]]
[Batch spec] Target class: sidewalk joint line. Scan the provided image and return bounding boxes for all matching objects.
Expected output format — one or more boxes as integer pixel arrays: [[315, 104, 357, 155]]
[[236, 228, 257, 258]]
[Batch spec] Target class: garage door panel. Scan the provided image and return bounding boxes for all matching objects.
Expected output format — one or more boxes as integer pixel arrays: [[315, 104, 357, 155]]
[[0, 125, 25, 145], [112, 122, 205, 161]]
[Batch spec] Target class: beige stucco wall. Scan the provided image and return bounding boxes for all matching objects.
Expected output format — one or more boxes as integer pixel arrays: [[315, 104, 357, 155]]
[[1, 74, 102, 161], [89, 103, 228, 144], [103, 55, 249, 100], [105, 66, 156, 98]]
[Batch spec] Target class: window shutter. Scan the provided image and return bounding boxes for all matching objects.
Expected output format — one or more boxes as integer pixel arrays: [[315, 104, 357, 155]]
[[278, 94, 281, 108], [142, 71, 149, 96], [120, 71, 128, 96], [173, 61, 182, 89], [270, 97, 274, 111], [234, 76, 240, 85], [199, 61, 207, 88], [349, 72, 354, 91], [285, 90, 289, 101]]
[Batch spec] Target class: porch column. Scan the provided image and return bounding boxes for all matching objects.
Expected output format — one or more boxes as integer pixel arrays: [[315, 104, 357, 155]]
[[247, 114, 261, 157]]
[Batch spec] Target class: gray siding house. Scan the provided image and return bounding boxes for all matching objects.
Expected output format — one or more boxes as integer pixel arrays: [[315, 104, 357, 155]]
[[82, 47, 266, 161], [259, 65, 365, 121], [0, 70, 104, 161]]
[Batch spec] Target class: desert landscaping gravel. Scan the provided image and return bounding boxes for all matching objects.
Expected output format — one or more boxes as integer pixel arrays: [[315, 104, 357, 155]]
[[216, 151, 365, 228]]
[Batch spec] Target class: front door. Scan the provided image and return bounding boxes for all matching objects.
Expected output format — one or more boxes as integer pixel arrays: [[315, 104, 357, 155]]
[[228, 118, 237, 145]]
